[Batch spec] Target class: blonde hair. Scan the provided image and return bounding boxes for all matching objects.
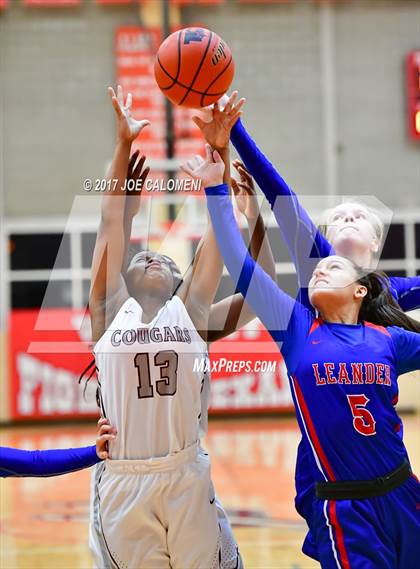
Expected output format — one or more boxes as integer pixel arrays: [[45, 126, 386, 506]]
[[318, 201, 384, 250]]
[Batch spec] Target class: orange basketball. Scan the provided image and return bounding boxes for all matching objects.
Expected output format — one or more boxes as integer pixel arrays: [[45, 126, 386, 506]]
[[154, 27, 235, 109]]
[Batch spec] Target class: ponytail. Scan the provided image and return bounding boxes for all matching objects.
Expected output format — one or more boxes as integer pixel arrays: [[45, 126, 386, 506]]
[[356, 269, 420, 333]]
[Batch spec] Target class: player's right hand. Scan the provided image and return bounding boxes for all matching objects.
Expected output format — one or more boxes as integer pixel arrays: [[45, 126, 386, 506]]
[[108, 85, 150, 143], [181, 144, 225, 188], [192, 91, 245, 151], [95, 417, 117, 460]]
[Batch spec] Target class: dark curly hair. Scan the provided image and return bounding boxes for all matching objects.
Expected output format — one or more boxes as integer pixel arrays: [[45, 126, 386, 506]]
[[352, 264, 420, 333]]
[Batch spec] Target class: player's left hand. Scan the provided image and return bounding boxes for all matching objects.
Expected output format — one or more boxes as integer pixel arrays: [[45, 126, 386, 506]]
[[192, 91, 245, 150], [181, 144, 225, 188], [95, 417, 117, 460], [124, 150, 150, 219], [232, 160, 260, 220], [108, 85, 150, 143]]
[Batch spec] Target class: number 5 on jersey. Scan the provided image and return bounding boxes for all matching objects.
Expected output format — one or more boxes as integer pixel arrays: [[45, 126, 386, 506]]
[[134, 351, 179, 398], [347, 394, 376, 436]]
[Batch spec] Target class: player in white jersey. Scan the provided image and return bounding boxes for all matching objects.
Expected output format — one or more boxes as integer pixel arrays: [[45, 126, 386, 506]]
[[88, 86, 275, 569]]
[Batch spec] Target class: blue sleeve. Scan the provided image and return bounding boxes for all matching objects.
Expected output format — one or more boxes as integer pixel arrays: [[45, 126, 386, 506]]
[[231, 119, 334, 310], [0, 445, 100, 478], [388, 327, 420, 376], [389, 276, 420, 312], [205, 183, 313, 372]]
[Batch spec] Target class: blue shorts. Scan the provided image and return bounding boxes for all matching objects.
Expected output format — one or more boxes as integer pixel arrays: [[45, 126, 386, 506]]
[[303, 476, 420, 568]]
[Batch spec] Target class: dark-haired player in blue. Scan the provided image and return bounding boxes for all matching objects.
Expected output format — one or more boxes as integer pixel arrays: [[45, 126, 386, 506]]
[[182, 147, 420, 568], [0, 418, 115, 477], [192, 95, 420, 560]]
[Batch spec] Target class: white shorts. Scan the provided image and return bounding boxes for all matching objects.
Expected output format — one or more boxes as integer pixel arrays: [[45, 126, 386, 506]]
[[89, 444, 242, 569]]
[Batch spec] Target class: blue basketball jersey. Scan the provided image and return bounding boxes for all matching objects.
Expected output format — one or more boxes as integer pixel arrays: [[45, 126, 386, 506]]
[[205, 183, 420, 485], [290, 319, 415, 482]]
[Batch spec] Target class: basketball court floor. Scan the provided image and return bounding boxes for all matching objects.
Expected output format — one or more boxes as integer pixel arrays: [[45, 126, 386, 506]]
[[1, 415, 419, 568]]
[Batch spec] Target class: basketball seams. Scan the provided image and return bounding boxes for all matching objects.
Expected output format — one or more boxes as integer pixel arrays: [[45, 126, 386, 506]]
[[156, 58, 228, 97], [155, 32, 182, 91], [176, 30, 182, 83], [178, 31, 213, 105], [155, 28, 234, 107], [200, 55, 234, 107]]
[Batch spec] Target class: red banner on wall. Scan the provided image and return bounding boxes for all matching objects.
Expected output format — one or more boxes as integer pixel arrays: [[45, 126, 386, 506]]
[[9, 309, 292, 420], [10, 309, 96, 420], [116, 27, 165, 159], [115, 26, 205, 163], [406, 51, 420, 142], [97, 0, 132, 4], [238, 0, 291, 3], [24, 0, 80, 6], [171, 0, 225, 4]]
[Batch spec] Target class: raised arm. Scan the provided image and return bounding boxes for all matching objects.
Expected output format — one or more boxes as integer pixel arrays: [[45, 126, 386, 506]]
[[207, 162, 276, 342], [184, 148, 313, 367], [388, 326, 420, 375], [177, 145, 227, 338], [231, 161, 276, 283], [230, 117, 333, 267], [122, 151, 150, 270], [193, 97, 333, 310], [176, 95, 246, 339], [89, 86, 150, 341], [389, 276, 420, 312], [206, 183, 314, 373]]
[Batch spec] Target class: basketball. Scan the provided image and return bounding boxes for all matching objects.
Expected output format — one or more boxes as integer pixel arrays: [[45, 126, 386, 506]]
[[154, 27, 235, 109]]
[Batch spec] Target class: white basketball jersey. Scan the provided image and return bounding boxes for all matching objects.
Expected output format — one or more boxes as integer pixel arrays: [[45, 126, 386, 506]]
[[94, 295, 209, 460]]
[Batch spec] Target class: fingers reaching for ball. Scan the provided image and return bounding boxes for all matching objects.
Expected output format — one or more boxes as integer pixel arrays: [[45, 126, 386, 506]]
[[108, 85, 151, 143], [192, 91, 246, 151]]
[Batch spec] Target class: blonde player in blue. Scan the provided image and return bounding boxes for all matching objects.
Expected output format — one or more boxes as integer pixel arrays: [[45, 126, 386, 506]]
[[182, 146, 420, 568]]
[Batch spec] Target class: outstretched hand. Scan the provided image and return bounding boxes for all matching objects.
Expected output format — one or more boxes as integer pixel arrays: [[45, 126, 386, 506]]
[[108, 85, 150, 143], [232, 160, 260, 220], [181, 144, 225, 189], [192, 91, 245, 150], [125, 150, 150, 218]]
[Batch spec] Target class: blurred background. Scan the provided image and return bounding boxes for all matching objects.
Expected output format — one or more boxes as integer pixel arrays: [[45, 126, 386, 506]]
[[0, 0, 419, 567]]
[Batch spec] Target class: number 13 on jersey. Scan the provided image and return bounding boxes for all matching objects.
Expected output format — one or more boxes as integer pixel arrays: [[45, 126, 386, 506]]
[[134, 351, 179, 398]]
